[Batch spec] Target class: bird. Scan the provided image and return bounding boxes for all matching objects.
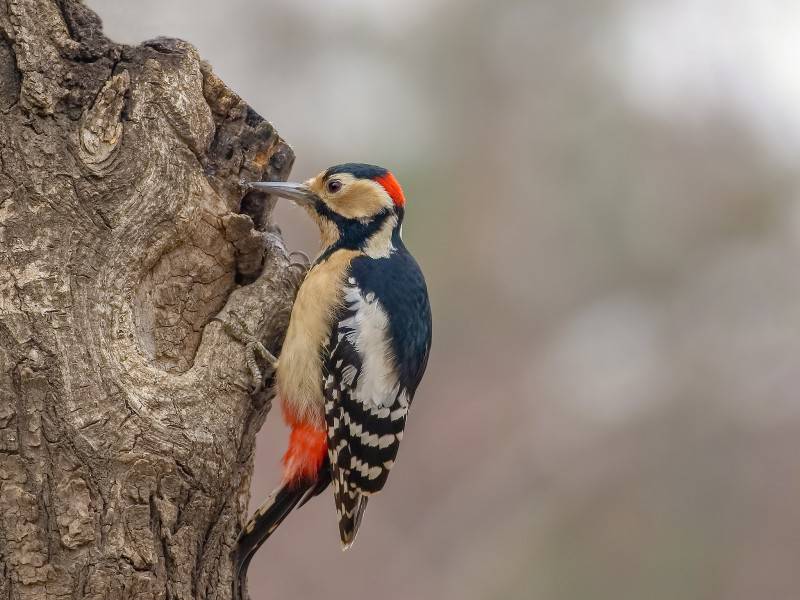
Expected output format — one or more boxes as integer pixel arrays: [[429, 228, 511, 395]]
[[230, 163, 432, 597]]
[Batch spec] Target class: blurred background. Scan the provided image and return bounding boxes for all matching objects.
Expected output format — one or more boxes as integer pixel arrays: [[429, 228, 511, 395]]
[[88, 1, 800, 598]]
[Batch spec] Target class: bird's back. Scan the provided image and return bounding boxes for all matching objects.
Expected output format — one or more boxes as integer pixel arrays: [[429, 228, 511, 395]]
[[348, 240, 432, 395]]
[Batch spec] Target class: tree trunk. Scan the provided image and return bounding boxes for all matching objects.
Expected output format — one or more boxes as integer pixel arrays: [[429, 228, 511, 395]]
[[0, 1, 297, 598]]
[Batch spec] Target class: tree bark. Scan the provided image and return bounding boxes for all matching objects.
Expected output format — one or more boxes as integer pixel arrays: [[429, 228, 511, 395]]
[[0, 1, 297, 598]]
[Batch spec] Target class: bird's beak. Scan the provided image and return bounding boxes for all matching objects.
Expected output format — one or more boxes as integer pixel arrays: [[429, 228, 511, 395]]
[[244, 181, 317, 208]]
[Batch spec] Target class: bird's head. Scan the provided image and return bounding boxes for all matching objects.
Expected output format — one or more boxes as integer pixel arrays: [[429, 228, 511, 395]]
[[247, 163, 406, 254]]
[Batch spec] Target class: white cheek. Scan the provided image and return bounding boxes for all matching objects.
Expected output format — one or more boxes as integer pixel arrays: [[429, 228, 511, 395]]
[[363, 216, 397, 259]]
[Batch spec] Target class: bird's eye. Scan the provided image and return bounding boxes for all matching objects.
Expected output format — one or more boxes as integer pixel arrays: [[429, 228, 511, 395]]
[[326, 179, 342, 194]]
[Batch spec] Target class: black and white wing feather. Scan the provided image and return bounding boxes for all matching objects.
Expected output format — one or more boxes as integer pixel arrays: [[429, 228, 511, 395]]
[[323, 282, 411, 546]]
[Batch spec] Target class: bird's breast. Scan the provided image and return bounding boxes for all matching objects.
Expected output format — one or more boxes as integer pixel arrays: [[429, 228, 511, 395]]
[[277, 249, 360, 428]]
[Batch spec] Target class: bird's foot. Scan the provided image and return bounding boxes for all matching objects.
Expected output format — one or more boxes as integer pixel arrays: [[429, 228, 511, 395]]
[[215, 312, 277, 393], [288, 250, 311, 277]]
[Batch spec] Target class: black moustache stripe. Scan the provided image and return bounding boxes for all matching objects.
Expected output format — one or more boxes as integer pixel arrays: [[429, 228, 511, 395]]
[[313, 208, 392, 266]]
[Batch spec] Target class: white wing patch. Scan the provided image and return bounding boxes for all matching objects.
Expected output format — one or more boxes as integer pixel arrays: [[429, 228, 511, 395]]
[[339, 286, 399, 408]]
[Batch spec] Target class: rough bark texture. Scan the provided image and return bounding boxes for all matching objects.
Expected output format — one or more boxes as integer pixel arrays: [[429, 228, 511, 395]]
[[0, 1, 298, 598]]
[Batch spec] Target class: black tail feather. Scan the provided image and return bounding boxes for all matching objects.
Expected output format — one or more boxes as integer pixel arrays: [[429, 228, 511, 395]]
[[297, 470, 331, 509], [232, 482, 309, 600], [232, 468, 331, 600]]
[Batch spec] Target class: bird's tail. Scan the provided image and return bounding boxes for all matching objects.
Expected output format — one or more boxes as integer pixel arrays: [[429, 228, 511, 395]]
[[232, 480, 317, 600]]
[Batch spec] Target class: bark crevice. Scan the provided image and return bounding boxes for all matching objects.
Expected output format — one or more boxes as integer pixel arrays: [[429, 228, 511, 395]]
[[0, 29, 21, 111]]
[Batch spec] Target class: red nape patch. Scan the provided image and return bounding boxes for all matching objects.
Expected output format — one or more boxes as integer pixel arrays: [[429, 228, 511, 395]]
[[282, 423, 327, 484], [375, 172, 406, 207]]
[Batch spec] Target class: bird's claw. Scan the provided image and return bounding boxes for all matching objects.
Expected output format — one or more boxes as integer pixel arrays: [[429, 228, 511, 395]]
[[215, 313, 277, 393], [287, 250, 311, 284], [289, 250, 311, 267]]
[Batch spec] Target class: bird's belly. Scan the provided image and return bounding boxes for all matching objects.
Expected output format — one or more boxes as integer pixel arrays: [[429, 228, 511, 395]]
[[276, 249, 359, 429]]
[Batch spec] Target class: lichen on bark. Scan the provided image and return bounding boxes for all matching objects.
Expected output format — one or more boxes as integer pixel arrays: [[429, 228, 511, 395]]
[[0, 1, 296, 598]]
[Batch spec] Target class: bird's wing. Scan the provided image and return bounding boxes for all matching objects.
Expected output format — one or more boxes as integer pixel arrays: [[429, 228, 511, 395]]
[[323, 283, 410, 545]]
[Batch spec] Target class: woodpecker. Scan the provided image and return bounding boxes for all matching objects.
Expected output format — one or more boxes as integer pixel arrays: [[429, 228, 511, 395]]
[[232, 163, 432, 596]]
